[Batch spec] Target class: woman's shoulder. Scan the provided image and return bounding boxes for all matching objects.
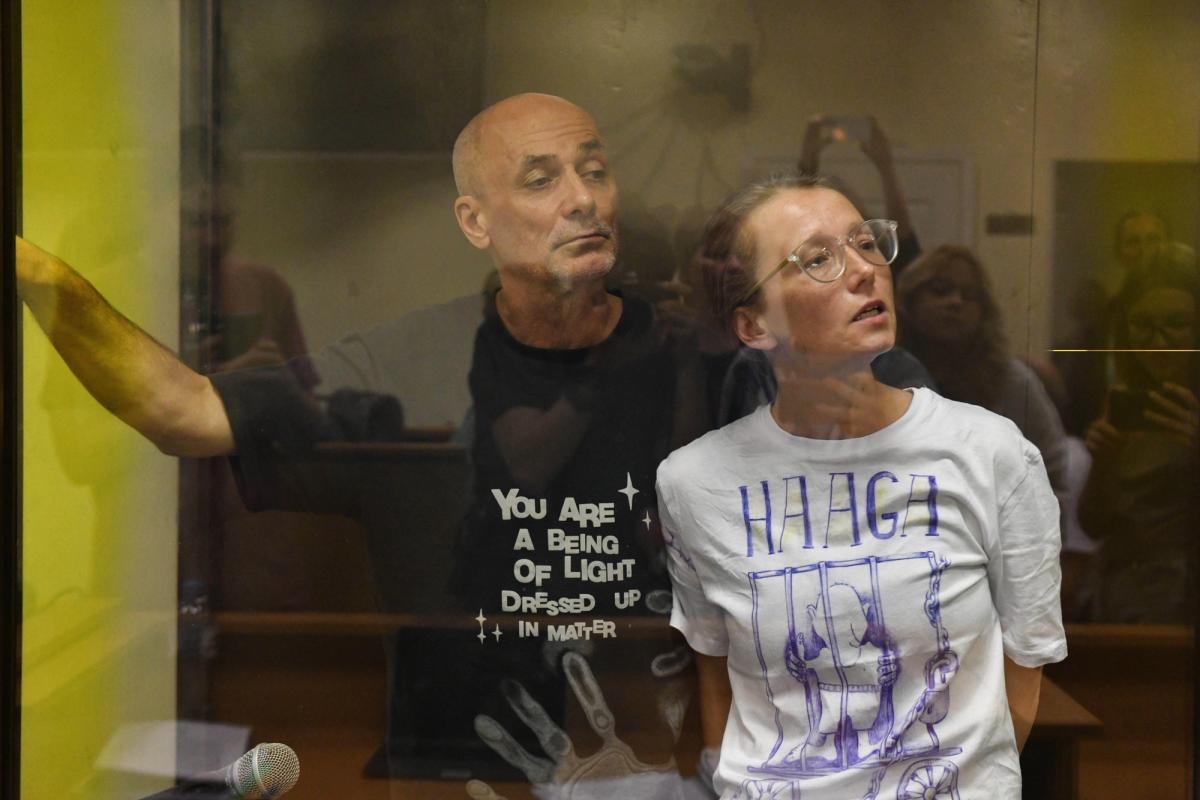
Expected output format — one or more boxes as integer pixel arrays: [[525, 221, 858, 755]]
[[924, 391, 1050, 499], [918, 388, 1033, 459], [658, 407, 765, 487]]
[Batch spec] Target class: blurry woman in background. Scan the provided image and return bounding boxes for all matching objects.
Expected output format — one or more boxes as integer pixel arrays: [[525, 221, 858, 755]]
[[1081, 249, 1199, 623], [895, 245, 1069, 510]]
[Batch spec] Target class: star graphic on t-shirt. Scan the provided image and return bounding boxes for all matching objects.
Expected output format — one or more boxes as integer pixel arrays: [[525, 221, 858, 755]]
[[492, 625, 503, 642], [475, 610, 487, 643], [618, 472, 639, 510], [642, 510, 652, 530]]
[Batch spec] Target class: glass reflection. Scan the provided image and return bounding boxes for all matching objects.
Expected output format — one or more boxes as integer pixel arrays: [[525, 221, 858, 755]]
[[13, 1, 1200, 798]]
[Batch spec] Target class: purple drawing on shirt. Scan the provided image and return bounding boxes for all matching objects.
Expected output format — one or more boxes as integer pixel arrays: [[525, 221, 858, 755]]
[[743, 552, 961, 800]]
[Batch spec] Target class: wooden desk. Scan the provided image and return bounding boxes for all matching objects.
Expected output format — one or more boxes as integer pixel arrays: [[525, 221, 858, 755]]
[[1023, 677, 1103, 799], [1046, 624, 1194, 800], [209, 613, 1110, 800]]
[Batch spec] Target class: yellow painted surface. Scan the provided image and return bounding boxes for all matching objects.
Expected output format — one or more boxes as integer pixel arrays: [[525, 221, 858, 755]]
[[21, 1, 180, 797]]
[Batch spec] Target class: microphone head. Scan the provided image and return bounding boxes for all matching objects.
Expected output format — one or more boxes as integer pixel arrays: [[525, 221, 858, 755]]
[[226, 743, 300, 799]]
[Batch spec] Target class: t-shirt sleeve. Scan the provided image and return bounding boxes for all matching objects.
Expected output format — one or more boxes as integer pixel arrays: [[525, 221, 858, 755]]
[[657, 469, 729, 657], [987, 439, 1068, 668], [210, 364, 361, 515]]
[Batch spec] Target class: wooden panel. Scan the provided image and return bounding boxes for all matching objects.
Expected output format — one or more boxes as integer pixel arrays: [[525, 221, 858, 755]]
[[1047, 624, 1194, 800], [210, 614, 1112, 799]]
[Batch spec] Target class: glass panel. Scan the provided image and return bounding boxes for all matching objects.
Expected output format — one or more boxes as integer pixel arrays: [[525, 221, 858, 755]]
[[13, 1, 1199, 799], [19, 2, 181, 798], [1036, 2, 1199, 797]]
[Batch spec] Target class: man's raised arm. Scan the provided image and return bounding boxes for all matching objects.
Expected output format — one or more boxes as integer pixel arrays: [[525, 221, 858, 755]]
[[16, 236, 235, 457]]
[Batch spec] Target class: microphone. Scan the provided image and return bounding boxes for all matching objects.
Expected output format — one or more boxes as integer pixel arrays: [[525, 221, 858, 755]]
[[139, 743, 300, 799]]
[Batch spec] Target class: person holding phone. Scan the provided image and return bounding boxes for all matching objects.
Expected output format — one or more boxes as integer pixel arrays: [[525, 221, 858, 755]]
[[893, 245, 1070, 516], [1081, 248, 1200, 623], [657, 174, 1065, 799], [797, 115, 921, 277]]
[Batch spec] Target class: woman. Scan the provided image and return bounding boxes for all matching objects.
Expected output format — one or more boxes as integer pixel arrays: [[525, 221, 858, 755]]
[[894, 245, 1069, 510], [657, 175, 1065, 799], [1081, 249, 1199, 623]]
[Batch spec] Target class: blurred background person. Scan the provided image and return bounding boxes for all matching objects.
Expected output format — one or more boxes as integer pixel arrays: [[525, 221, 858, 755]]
[[1080, 247, 1199, 624], [1105, 210, 1170, 298], [798, 115, 922, 278], [896, 245, 1069, 509], [1025, 358, 1099, 622], [1053, 210, 1174, 436]]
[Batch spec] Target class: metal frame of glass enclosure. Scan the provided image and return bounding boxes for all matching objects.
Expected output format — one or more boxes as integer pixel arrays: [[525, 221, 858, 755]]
[[1, 1, 21, 797]]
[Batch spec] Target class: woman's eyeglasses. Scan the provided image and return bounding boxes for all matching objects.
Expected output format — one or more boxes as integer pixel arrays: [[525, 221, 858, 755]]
[[741, 218, 899, 302]]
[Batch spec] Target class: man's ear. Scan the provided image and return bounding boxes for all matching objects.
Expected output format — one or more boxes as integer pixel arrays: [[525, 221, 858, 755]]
[[454, 195, 490, 250], [734, 305, 777, 351]]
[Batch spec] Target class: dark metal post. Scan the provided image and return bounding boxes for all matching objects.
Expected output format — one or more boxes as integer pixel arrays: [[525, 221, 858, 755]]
[[0, 0, 23, 798]]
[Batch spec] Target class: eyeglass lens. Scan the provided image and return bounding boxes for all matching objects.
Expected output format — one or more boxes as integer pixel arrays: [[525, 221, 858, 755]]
[[792, 220, 898, 282], [1128, 313, 1196, 343]]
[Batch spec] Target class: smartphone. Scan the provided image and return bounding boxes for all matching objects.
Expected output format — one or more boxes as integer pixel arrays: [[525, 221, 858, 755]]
[[1107, 386, 1154, 430], [825, 116, 872, 143]]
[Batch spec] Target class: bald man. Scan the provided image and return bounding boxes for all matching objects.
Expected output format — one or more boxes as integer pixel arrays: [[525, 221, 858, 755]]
[[18, 94, 707, 795], [19, 95, 630, 456]]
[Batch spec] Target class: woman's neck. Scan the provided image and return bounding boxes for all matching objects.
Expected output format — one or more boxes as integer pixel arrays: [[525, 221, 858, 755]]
[[771, 364, 911, 440]]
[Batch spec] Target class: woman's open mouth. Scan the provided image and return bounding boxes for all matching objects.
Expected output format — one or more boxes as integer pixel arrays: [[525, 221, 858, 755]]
[[853, 302, 886, 322]]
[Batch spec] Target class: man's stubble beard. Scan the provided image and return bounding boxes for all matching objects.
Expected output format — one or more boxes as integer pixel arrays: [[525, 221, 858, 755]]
[[547, 235, 619, 292]]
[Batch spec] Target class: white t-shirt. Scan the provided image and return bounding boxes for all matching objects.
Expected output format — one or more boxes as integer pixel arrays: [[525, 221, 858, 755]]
[[657, 388, 1066, 800]]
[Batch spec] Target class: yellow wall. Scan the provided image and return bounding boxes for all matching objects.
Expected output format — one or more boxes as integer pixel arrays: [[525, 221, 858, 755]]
[[21, 1, 180, 797]]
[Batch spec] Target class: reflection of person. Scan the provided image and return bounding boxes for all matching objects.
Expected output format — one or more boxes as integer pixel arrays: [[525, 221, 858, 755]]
[[798, 115, 921, 277], [1104, 210, 1169, 298], [1055, 211, 1172, 436], [895, 245, 1070, 516], [1081, 249, 1199, 623], [17, 94, 705, 796], [179, 164, 327, 618], [1023, 358, 1098, 622], [656, 175, 1065, 798]]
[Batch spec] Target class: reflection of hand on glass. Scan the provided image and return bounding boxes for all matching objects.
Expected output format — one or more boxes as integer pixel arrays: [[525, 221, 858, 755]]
[[796, 116, 917, 262], [858, 116, 895, 173], [1146, 383, 1200, 447], [1084, 415, 1126, 458], [469, 651, 681, 800], [797, 115, 830, 176]]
